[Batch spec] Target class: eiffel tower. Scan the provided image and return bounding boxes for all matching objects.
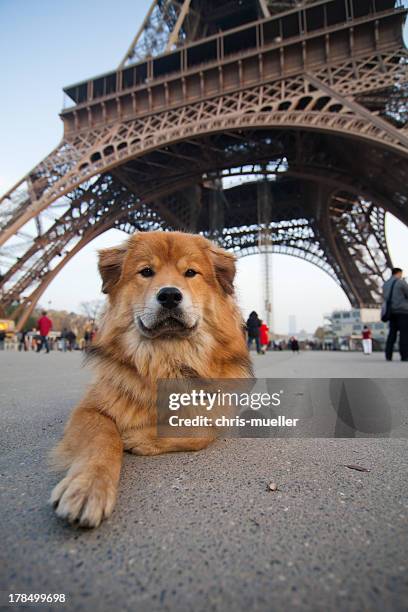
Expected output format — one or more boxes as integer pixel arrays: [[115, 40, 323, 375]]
[[1, 0, 407, 330]]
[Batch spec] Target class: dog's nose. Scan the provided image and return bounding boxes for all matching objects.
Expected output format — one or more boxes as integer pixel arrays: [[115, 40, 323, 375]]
[[157, 286, 183, 309]]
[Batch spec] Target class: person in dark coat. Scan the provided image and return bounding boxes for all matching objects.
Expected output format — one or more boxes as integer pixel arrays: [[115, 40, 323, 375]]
[[290, 336, 300, 354], [246, 311, 262, 354], [60, 327, 69, 352], [383, 267, 408, 361], [66, 330, 76, 351], [18, 330, 27, 351]]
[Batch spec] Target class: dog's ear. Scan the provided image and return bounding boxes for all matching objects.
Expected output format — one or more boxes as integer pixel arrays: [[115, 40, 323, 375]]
[[209, 245, 236, 295], [98, 245, 127, 294]]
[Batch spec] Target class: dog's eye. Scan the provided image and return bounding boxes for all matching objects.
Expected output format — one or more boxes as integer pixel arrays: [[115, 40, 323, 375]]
[[185, 269, 197, 278], [139, 267, 155, 278]]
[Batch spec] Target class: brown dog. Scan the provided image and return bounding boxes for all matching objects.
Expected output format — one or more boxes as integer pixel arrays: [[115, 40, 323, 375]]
[[50, 231, 252, 527]]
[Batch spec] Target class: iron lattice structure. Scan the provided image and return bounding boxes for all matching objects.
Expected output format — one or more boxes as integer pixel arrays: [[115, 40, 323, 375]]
[[1, 0, 407, 329]]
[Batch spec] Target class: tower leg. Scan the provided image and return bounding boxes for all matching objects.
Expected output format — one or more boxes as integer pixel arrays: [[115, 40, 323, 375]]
[[314, 186, 392, 306]]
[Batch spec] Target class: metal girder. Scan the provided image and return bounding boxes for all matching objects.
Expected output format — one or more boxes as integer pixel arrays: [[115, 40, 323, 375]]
[[306, 74, 408, 152], [119, 0, 198, 67], [328, 194, 393, 304]]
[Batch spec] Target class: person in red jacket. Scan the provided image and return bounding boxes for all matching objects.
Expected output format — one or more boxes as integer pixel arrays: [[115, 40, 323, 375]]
[[259, 321, 270, 355], [362, 325, 372, 355], [37, 311, 53, 353]]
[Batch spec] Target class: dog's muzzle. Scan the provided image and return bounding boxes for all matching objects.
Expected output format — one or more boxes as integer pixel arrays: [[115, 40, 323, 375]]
[[137, 287, 198, 338]]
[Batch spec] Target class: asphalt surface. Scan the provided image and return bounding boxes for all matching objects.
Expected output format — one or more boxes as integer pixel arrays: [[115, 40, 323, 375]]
[[1, 350, 407, 612]]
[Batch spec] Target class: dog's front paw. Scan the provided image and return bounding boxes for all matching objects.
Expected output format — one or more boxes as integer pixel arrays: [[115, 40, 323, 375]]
[[50, 467, 117, 528]]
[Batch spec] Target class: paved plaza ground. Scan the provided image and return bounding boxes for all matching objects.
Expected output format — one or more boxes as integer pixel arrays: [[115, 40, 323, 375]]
[[0, 350, 407, 611]]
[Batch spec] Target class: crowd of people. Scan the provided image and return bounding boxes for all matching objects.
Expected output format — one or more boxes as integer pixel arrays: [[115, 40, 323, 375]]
[[245, 311, 301, 355], [3, 311, 98, 353]]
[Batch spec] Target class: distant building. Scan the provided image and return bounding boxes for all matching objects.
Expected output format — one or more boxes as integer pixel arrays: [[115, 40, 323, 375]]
[[323, 308, 388, 350], [288, 315, 297, 335]]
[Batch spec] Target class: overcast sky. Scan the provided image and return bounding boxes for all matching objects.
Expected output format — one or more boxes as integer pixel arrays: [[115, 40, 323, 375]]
[[1, 0, 407, 333]]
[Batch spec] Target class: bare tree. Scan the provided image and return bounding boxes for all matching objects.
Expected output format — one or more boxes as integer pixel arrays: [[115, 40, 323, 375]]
[[80, 300, 104, 325]]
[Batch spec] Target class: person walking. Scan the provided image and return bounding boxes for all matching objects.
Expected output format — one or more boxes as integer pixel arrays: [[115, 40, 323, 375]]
[[66, 330, 76, 351], [18, 330, 27, 351], [383, 267, 408, 361], [362, 325, 372, 355], [36, 311, 53, 354], [27, 328, 38, 351], [0, 330, 5, 350], [289, 336, 300, 354], [259, 321, 269, 354], [246, 311, 262, 354], [60, 328, 68, 352]]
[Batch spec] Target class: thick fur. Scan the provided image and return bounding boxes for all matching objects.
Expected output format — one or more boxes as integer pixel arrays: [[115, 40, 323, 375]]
[[50, 231, 252, 527]]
